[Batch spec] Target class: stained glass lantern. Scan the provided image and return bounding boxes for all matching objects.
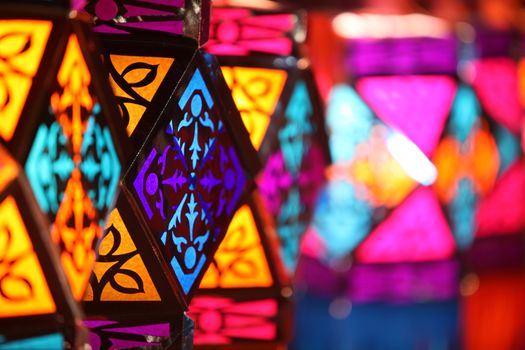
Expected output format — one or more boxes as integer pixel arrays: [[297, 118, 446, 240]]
[[79, 0, 260, 315], [206, 2, 331, 274], [301, 13, 464, 302], [0, 2, 128, 347], [188, 192, 293, 348]]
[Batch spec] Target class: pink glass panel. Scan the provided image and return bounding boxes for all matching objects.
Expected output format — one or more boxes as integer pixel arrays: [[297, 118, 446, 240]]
[[356, 187, 455, 263], [472, 58, 522, 135], [476, 160, 525, 237], [357, 76, 456, 156]]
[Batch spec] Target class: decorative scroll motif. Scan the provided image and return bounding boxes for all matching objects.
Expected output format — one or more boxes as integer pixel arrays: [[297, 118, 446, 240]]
[[0, 20, 52, 141], [221, 66, 287, 150], [200, 205, 273, 289], [0, 196, 56, 318], [85, 320, 171, 350], [85, 209, 160, 302], [82, 0, 185, 35], [132, 68, 247, 295], [107, 55, 174, 136], [189, 296, 278, 344], [208, 8, 296, 56], [258, 80, 326, 272], [25, 35, 121, 300]]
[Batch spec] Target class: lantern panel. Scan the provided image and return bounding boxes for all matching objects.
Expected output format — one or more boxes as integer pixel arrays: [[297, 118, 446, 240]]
[[356, 75, 456, 156], [0, 196, 56, 318], [84, 208, 161, 302], [0, 20, 52, 142], [83, 0, 185, 35], [190, 296, 278, 344], [127, 61, 254, 298], [199, 204, 273, 289], [221, 66, 287, 150], [107, 55, 175, 136], [472, 58, 521, 134], [355, 187, 455, 264], [86, 320, 175, 350], [24, 33, 122, 301], [476, 160, 525, 236], [258, 77, 328, 272], [208, 8, 296, 56]]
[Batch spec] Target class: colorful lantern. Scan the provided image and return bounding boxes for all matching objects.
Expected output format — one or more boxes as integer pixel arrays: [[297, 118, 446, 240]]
[[206, 3, 331, 274], [80, 0, 260, 320], [188, 193, 293, 348], [0, 1, 128, 346]]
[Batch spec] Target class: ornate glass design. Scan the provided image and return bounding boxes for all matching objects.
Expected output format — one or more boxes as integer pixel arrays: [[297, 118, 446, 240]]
[[208, 5, 331, 275], [126, 59, 256, 298], [207, 8, 299, 56], [79, 0, 211, 44], [24, 34, 122, 300], [0, 5, 128, 346]]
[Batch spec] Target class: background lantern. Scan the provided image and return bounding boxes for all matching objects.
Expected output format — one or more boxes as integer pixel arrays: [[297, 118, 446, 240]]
[[188, 193, 293, 348], [0, 1, 128, 347], [206, 1, 331, 275]]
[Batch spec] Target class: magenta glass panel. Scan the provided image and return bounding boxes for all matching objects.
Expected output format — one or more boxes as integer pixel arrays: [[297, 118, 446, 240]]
[[346, 37, 457, 77], [356, 75, 456, 156], [472, 58, 522, 134], [189, 296, 278, 344], [85, 320, 171, 350], [476, 160, 525, 237], [347, 260, 459, 303], [81, 0, 186, 35], [355, 187, 455, 264], [207, 8, 295, 56]]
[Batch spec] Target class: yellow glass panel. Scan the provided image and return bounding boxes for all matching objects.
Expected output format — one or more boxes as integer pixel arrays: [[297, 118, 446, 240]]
[[222, 67, 287, 149], [329, 125, 416, 208], [200, 205, 273, 289], [83, 208, 160, 301], [0, 196, 55, 318], [51, 170, 101, 300], [52, 35, 93, 157], [109, 55, 174, 136], [0, 147, 18, 193], [0, 20, 52, 141]]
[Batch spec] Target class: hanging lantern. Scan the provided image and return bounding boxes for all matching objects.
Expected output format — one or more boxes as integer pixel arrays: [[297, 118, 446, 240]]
[[0, 1, 128, 346], [206, 2, 331, 275], [188, 192, 293, 348], [79, 3, 261, 342], [303, 12, 463, 302]]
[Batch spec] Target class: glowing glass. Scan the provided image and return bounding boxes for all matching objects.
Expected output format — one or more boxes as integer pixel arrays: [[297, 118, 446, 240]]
[[207, 8, 296, 56], [0, 20, 52, 141]]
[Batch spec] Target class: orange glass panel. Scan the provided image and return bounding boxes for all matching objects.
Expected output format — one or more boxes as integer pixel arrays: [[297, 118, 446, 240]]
[[84, 208, 161, 301], [0, 20, 52, 141], [0, 147, 18, 193], [433, 127, 499, 203], [200, 205, 273, 289], [52, 35, 93, 158], [0, 196, 55, 317], [109, 55, 174, 136], [222, 67, 287, 149], [51, 169, 101, 300]]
